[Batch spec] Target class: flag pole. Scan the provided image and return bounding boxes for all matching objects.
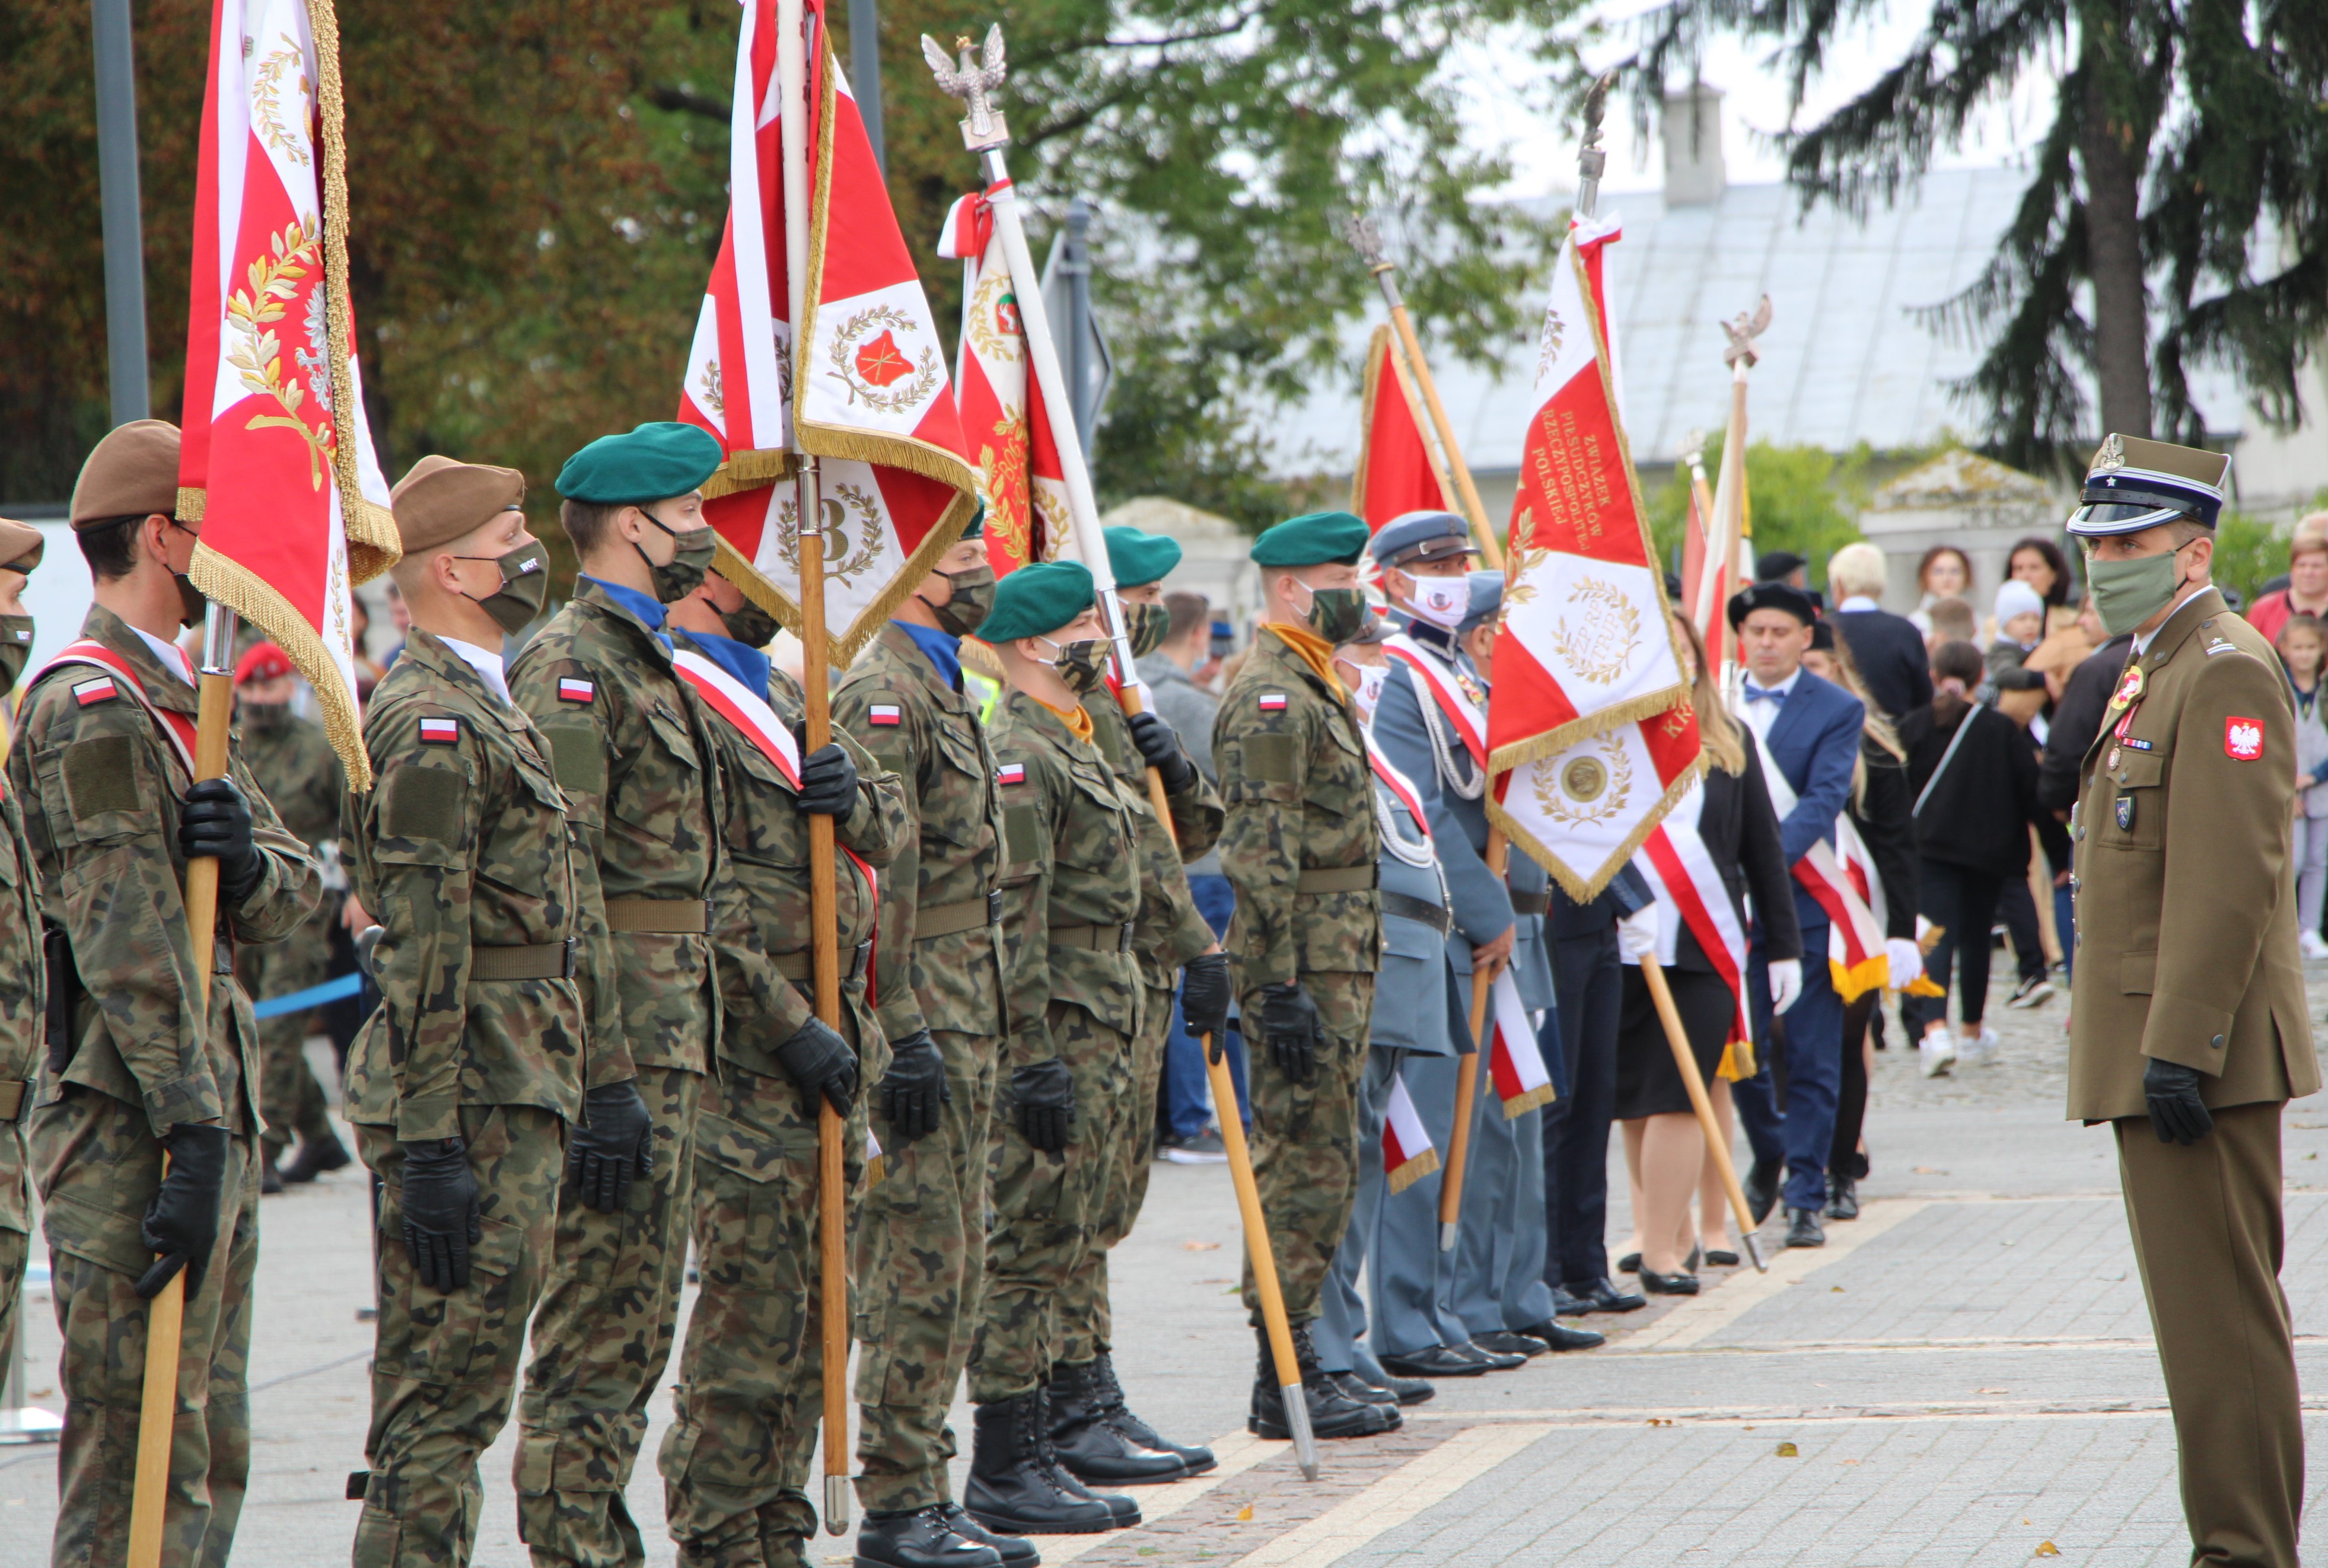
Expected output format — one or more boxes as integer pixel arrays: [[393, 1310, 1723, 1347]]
[[1438, 831, 1504, 1251], [923, 28, 1174, 829], [1709, 299, 1770, 702], [1639, 959, 1768, 1272], [126, 601, 236, 1568], [1337, 215, 1502, 572], [777, 0, 853, 1535]]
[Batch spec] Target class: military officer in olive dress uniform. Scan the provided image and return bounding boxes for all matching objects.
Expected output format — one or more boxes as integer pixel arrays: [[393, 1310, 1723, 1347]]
[[2066, 434, 2320, 1568]]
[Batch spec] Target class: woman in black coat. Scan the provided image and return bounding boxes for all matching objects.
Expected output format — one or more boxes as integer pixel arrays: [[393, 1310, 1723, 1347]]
[[1615, 614, 1800, 1292]]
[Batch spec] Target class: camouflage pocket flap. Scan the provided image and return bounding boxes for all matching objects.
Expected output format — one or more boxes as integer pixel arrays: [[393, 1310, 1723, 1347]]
[[693, 1105, 818, 1180], [41, 1188, 160, 1279]]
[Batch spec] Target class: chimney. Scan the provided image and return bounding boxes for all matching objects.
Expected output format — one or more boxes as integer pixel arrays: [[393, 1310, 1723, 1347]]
[[1662, 82, 1726, 205]]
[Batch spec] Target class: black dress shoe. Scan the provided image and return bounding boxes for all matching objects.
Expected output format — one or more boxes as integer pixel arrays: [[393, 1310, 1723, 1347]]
[[1703, 1249, 1741, 1267], [1560, 1277, 1648, 1314], [940, 1505, 1039, 1568], [1472, 1330, 1549, 1358], [1551, 1284, 1593, 1317], [1825, 1175, 1860, 1221], [1616, 1251, 1641, 1274], [1046, 1361, 1188, 1486], [1375, 1369, 1434, 1405], [1638, 1267, 1700, 1296], [1785, 1207, 1827, 1248], [1450, 1339, 1526, 1371], [855, 1506, 1005, 1568], [1511, 1318, 1604, 1351], [1330, 1371, 1400, 1408], [1745, 1158, 1781, 1225], [1378, 1344, 1490, 1378]]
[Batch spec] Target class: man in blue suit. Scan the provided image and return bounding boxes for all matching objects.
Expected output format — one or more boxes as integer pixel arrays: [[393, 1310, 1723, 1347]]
[[1726, 581, 1859, 1248]]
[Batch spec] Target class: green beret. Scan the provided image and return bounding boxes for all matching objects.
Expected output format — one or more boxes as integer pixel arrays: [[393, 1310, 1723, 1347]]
[[556, 421, 724, 505], [1250, 510, 1369, 568], [1104, 525, 1181, 589], [980, 560, 1095, 644], [961, 501, 985, 540]]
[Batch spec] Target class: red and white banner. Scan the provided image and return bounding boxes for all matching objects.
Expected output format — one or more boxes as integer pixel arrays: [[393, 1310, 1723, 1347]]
[[179, 0, 397, 788], [1754, 737, 1888, 1001], [1631, 777, 1752, 1050], [1493, 697, 1706, 901], [940, 190, 1068, 578], [679, 0, 977, 665], [1351, 326, 1453, 531], [1382, 1073, 1439, 1194], [1482, 970, 1555, 1117]]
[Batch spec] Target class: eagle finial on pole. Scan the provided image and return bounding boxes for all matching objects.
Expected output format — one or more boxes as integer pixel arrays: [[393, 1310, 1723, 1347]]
[[922, 24, 1011, 152]]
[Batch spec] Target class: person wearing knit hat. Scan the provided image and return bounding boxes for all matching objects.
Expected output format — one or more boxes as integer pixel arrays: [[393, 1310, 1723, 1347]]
[[0, 513, 43, 1480], [9, 421, 321, 1566]]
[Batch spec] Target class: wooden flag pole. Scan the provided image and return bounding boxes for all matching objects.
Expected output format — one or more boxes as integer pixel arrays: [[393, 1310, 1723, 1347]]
[[1438, 828, 1507, 1252], [1638, 958, 1768, 1273], [127, 601, 236, 1568]]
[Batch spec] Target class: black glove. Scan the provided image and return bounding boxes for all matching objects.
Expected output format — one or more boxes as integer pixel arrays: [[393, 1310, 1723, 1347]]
[[135, 1122, 231, 1300], [1011, 1059, 1076, 1152], [775, 1015, 859, 1116], [1181, 953, 1233, 1061], [567, 1079, 654, 1212], [399, 1137, 482, 1293], [1128, 710, 1197, 793], [796, 740, 859, 817], [180, 777, 263, 901], [877, 1027, 950, 1142], [2144, 1056, 2215, 1145], [1259, 980, 1323, 1085]]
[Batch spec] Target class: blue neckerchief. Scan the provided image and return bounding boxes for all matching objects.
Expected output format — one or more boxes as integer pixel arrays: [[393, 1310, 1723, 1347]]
[[680, 629, 773, 704], [584, 575, 673, 654], [894, 619, 963, 691]]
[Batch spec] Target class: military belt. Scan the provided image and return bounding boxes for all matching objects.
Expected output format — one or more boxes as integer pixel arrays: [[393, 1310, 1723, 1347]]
[[0, 1079, 27, 1122], [775, 942, 873, 983], [604, 897, 712, 935], [1380, 891, 1453, 935], [1051, 921, 1137, 954], [1508, 891, 1550, 917], [471, 938, 578, 982], [1295, 865, 1378, 895], [917, 890, 1003, 939]]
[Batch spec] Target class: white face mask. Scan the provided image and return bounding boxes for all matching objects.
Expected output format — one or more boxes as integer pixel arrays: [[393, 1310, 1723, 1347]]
[[1340, 661, 1389, 721], [1405, 575, 1470, 630]]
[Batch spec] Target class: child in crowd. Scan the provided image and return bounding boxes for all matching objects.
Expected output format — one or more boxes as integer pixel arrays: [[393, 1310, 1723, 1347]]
[[1986, 581, 2047, 677], [2278, 612, 2328, 959]]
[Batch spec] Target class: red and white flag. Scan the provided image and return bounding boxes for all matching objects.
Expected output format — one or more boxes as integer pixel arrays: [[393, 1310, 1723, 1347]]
[[1382, 1073, 1440, 1194], [1482, 970, 1555, 1117], [179, 0, 398, 786], [1631, 779, 1752, 1051], [1351, 326, 1453, 531], [939, 190, 1068, 578], [678, 0, 977, 664], [1493, 697, 1706, 901]]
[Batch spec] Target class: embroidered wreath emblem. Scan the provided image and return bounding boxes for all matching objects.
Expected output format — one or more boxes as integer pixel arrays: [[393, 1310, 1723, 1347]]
[[829, 305, 941, 414], [776, 482, 886, 588], [1531, 732, 1633, 827], [967, 269, 1024, 364], [979, 413, 1033, 567], [250, 36, 312, 168], [1534, 304, 1565, 384], [1546, 575, 1642, 687], [697, 361, 725, 422], [225, 216, 333, 489]]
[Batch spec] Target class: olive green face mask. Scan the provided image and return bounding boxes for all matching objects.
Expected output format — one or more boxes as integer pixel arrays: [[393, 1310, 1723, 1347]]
[[1125, 600, 1171, 658], [2084, 541, 2196, 636]]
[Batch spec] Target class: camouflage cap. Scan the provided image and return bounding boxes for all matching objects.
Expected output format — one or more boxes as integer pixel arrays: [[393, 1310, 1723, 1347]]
[[1250, 511, 1369, 568], [1104, 525, 1182, 588], [981, 559, 1095, 643], [0, 517, 44, 574], [556, 421, 723, 505], [391, 454, 526, 552], [69, 418, 182, 527]]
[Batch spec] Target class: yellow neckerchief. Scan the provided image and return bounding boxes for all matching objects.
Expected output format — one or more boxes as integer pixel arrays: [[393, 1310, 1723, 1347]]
[[1030, 693, 1095, 744], [1265, 620, 1347, 703]]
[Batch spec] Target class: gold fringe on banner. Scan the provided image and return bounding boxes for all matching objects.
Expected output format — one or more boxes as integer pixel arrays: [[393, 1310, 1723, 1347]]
[[1488, 747, 1709, 903], [1384, 1146, 1440, 1197], [702, 448, 794, 501], [1500, 1082, 1556, 1120], [190, 550, 374, 792]]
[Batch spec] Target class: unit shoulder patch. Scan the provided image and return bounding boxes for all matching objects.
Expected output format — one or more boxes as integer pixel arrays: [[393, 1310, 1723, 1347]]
[[2225, 716, 2265, 761], [419, 716, 461, 745], [557, 676, 595, 703]]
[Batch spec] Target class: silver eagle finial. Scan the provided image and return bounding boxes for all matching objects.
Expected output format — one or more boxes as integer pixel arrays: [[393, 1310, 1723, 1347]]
[[1721, 295, 1773, 370], [922, 25, 1011, 153]]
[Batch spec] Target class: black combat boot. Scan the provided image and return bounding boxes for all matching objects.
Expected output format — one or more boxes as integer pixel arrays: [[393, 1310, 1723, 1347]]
[[939, 1503, 1040, 1567], [1046, 1360, 1187, 1485], [1247, 1325, 1397, 1441], [1084, 1352, 1216, 1475], [963, 1392, 1125, 1535], [280, 1129, 352, 1184], [854, 1504, 1004, 1568]]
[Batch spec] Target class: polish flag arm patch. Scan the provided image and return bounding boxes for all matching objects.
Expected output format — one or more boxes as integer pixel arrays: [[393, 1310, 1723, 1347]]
[[1257, 693, 1288, 712], [996, 763, 1027, 786], [2225, 716, 2265, 760], [868, 703, 903, 726], [557, 677, 595, 703], [419, 717, 462, 745], [72, 677, 118, 707]]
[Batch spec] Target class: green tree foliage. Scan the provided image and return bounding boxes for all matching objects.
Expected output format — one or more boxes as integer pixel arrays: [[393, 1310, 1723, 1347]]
[[1646, 436, 1871, 589], [2209, 509, 2292, 609], [1624, 0, 2328, 473]]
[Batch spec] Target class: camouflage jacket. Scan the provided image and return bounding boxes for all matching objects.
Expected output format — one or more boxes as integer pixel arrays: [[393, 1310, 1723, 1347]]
[[0, 782, 43, 1231], [240, 706, 345, 851], [833, 624, 1009, 1044], [673, 631, 907, 1084], [512, 581, 722, 1074], [1082, 692, 1221, 988], [8, 605, 320, 1135], [991, 691, 1144, 1066], [343, 630, 630, 1140], [1212, 627, 1383, 990]]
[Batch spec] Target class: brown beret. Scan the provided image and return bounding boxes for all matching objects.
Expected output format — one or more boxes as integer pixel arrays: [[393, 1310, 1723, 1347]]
[[0, 519, 43, 575], [390, 455, 526, 553], [69, 419, 182, 528]]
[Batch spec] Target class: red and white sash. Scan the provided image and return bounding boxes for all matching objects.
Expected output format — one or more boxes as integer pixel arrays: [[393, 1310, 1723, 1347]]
[[1385, 634, 1487, 768], [1482, 968, 1555, 1117], [1753, 739, 1888, 1002], [37, 639, 200, 779], [1633, 779, 1752, 1051], [1365, 735, 1432, 840], [1382, 1072, 1440, 1193]]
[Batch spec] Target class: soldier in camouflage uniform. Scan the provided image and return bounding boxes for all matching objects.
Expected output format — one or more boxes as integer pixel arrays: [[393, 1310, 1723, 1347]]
[[14, 419, 321, 1565], [0, 518, 47, 1423], [833, 520, 1037, 1568], [230, 639, 351, 1191], [1048, 526, 1228, 1486], [1212, 511, 1392, 1441], [654, 570, 906, 1568], [345, 455, 644, 1568], [511, 423, 725, 1568]]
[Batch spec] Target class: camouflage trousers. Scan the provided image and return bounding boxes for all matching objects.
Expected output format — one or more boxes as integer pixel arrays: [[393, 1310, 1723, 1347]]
[[235, 929, 334, 1153], [967, 1003, 1128, 1405], [1238, 974, 1374, 1326], [31, 1085, 260, 1568], [852, 1028, 998, 1512], [658, 1063, 867, 1567], [517, 1063, 702, 1568], [0, 1220, 23, 1411], [1056, 982, 1163, 1366], [352, 1105, 566, 1568]]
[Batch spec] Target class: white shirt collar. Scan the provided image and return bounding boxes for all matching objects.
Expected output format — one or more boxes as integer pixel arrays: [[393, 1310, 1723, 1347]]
[[1743, 665, 1802, 699], [132, 626, 195, 686], [440, 635, 512, 707], [1839, 595, 1880, 613]]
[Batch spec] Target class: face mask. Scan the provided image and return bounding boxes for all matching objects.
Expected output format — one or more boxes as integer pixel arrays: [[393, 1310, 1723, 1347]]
[[1125, 600, 1171, 658], [456, 542, 550, 635], [1042, 636, 1110, 696], [1300, 583, 1369, 645], [174, 572, 207, 629], [720, 595, 781, 649], [926, 564, 996, 638], [636, 511, 715, 604], [2085, 546, 2187, 636], [0, 616, 32, 695], [1340, 661, 1388, 719], [1405, 576, 1469, 630]]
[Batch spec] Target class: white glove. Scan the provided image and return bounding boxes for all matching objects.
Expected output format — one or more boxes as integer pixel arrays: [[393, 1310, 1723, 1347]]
[[1768, 958, 1803, 1016], [1885, 937, 1925, 990], [1616, 904, 1660, 962]]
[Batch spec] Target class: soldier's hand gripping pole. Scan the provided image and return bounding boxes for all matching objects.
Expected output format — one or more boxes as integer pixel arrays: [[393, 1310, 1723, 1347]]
[[126, 601, 236, 1568], [1639, 958, 1766, 1272], [1202, 1034, 1317, 1480], [1439, 827, 1507, 1252]]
